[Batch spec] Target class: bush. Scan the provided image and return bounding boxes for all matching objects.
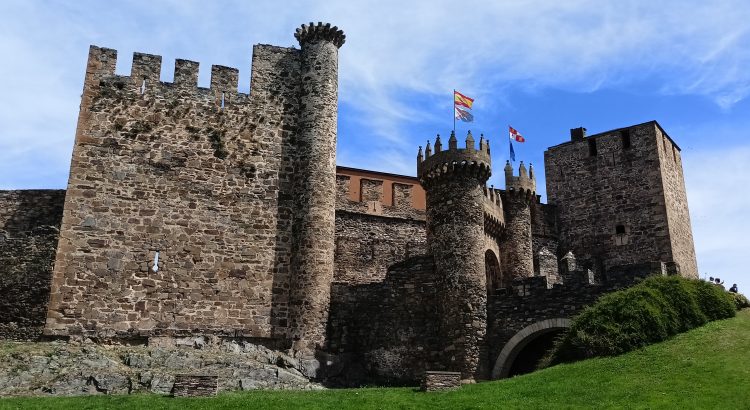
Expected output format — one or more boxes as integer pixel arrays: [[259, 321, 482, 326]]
[[549, 276, 736, 365], [690, 280, 737, 320], [730, 292, 750, 310]]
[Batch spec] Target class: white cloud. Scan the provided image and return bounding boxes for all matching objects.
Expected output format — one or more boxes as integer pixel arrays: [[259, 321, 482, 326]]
[[1, 0, 749, 189], [683, 145, 750, 293]]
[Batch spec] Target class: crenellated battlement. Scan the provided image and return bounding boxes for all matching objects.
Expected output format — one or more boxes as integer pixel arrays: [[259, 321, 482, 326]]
[[82, 45, 280, 102], [483, 186, 505, 238], [504, 160, 536, 194], [417, 131, 491, 186], [295, 22, 346, 48]]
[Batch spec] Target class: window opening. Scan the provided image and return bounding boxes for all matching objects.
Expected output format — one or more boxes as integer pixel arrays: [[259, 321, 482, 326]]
[[140, 79, 147, 95], [615, 225, 626, 235], [588, 138, 597, 156], [220, 92, 226, 109], [621, 129, 631, 149], [152, 251, 160, 272]]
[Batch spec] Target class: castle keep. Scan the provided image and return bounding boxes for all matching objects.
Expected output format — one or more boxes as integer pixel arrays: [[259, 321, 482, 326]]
[[0, 22, 698, 384]]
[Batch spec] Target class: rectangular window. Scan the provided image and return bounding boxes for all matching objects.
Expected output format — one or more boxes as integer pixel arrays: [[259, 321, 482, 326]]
[[588, 138, 598, 156], [621, 129, 631, 149]]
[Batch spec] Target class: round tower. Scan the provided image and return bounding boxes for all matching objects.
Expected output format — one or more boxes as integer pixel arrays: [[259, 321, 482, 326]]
[[417, 130, 491, 381], [500, 161, 536, 281], [288, 22, 345, 355]]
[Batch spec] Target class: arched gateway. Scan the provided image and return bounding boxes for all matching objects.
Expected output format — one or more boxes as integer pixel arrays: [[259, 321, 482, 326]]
[[491, 318, 571, 379]]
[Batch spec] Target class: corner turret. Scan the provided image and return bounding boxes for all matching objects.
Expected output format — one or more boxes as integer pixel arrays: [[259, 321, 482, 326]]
[[288, 21, 345, 358], [504, 161, 536, 193], [500, 160, 537, 281]]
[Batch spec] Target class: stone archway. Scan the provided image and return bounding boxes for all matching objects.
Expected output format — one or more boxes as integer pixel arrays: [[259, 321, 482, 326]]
[[491, 318, 571, 379], [485, 249, 503, 291]]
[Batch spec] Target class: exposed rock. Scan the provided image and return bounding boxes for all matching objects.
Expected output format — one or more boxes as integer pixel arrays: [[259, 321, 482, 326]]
[[0, 340, 321, 397]]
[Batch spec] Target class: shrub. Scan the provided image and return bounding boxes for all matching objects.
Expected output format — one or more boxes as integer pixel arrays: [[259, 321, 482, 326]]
[[549, 276, 735, 365], [730, 292, 750, 310], [690, 280, 736, 320]]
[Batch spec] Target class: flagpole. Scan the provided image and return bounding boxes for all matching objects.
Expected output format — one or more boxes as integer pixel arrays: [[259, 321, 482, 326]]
[[453, 89, 456, 134]]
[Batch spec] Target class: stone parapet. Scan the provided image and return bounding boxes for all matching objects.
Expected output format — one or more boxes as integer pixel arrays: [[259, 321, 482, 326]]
[[417, 131, 491, 187], [482, 186, 505, 238], [295, 22, 346, 48]]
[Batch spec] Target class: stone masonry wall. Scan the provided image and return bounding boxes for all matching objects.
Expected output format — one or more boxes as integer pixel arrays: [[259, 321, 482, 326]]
[[487, 276, 603, 375], [531, 201, 560, 284], [46, 44, 302, 340], [544, 122, 677, 281], [327, 256, 443, 384], [654, 127, 699, 278], [0, 190, 65, 340], [334, 174, 426, 284], [487, 262, 668, 376]]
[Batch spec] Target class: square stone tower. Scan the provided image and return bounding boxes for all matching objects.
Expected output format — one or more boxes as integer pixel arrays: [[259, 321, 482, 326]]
[[544, 121, 698, 279]]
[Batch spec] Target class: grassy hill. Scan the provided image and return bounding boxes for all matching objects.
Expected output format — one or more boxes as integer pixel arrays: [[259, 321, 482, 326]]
[[3, 309, 749, 410]]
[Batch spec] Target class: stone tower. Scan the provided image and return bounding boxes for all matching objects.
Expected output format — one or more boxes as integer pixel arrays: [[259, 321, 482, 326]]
[[545, 122, 699, 279], [289, 23, 346, 354], [500, 161, 536, 281], [417, 130, 491, 381]]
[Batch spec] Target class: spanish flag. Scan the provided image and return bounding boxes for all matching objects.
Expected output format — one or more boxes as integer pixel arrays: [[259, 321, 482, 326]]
[[454, 90, 474, 109]]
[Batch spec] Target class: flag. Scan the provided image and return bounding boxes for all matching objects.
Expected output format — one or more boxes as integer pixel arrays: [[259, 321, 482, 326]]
[[509, 126, 525, 143], [455, 106, 474, 122], [454, 90, 475, 109], [509, 140, 516, 162]]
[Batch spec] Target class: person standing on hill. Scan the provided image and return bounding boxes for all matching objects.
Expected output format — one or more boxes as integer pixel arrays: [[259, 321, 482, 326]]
[[729, 284, 738, 293]]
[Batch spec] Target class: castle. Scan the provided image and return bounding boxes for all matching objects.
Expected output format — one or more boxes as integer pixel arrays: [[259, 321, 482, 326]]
[[0, 22, 698, 384]]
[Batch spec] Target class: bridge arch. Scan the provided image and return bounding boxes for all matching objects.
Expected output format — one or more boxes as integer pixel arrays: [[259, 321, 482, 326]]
[[491, 318, 571, 379]]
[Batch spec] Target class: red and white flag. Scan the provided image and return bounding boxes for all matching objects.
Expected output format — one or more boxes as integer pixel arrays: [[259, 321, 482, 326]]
[[509, 126, 525, 143]]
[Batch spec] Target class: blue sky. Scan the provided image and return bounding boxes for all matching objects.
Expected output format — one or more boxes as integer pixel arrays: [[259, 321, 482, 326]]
[[1, 0, 748, 292]]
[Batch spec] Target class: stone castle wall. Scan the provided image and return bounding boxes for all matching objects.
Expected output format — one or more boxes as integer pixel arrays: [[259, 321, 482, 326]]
[[45, 44, 303, 340], [0, 190, 65, 340], [544, 122, 694, 281], [654, 126, 699, 278], [327, 256, 443, 384], [334, 174, 426, 284], [531, 201, 560, 283]]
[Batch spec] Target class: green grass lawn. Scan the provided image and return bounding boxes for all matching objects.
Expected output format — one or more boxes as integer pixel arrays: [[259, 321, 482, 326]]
[[3, 309, 749, 410]]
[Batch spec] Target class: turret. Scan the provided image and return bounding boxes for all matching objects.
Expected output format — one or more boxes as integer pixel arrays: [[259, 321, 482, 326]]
[[504, 160, 536, 192], [288, 22, 345, 356], [417, 130, 491, 381], [500, 161, 536, 281]]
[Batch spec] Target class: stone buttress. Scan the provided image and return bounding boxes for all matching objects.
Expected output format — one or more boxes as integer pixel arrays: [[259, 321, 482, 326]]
[[288, 23, 346, 355], [417, 131, 491, 381]]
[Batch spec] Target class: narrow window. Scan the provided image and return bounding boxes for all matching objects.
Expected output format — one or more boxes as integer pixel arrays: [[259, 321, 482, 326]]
[[588, 138, 597, 156], [220, 92, 226, 109], [614, 225, 628, 246], [152, 251, 160, 272], [621, 129, 631, 149], [672, 145, 677, 162], [140, 79, 147, 95]]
